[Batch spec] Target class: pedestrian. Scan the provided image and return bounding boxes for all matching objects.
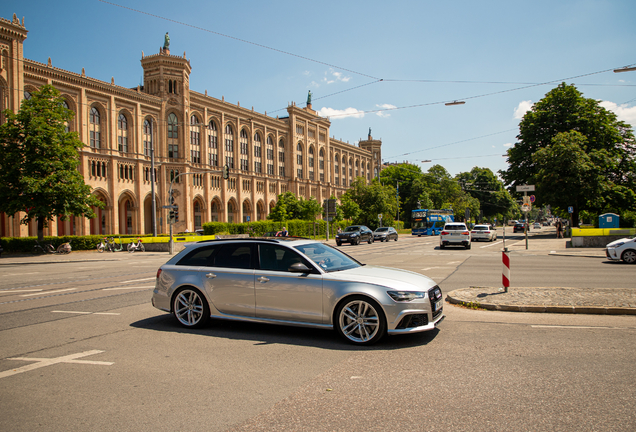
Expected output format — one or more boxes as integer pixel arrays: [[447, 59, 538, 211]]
[[556, 219, 563, 238], [281, 226, 288, 237], [337, 227, 342, 234]]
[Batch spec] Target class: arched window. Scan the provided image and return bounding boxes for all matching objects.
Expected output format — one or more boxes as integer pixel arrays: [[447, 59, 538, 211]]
[[296, 143, 303, 179], [143, 119, 152, 156], [117, 113, 128, 153], [89, 107, 101, 148], [239, 129, 249, 171], [208, 121, 218, 166], [253, 133, 262, 173], [224, 124, 234, 168], [278, 139, 285, 177], [62, 100, 71, 133], [190, 115, 201, 164], [24, 90, 32, 100], [167, 113, 179, 159], [266, 136, 274, 175], [194, 201, 202, 230]]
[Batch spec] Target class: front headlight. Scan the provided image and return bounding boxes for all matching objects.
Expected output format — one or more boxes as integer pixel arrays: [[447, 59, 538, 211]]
[[611, 242, 624, 248], [387, 291, 426, 302]]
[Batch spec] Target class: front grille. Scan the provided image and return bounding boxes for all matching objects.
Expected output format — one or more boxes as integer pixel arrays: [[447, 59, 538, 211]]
[[429, 285, 443, 316], [432, 309, 443, 320]]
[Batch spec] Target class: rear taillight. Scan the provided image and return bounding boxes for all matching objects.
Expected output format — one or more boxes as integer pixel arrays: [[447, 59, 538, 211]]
[[441, 231, 448, 235], [463, 231, 470, 235], [471, 231, 476, 233], [156, 268, 162, 279]]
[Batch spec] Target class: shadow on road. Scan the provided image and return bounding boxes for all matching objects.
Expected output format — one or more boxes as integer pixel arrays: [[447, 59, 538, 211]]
[[130, 313, 440, 351]]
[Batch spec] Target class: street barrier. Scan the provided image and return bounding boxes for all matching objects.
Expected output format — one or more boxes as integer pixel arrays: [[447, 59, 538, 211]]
[[502, 250, 510, 292]]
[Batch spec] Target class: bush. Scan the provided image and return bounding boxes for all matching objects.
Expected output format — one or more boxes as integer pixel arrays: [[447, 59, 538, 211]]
[[0, 234, 149, 253]]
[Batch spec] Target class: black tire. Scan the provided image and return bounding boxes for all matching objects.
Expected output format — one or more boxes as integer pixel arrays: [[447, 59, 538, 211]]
[[394, 236, 398, 241], [354, 237, 360, 246], [336, 241, 342, 247], [172, 288, 210, 328], [368, 236, 373, 244], [622, 249, 636, 264], [97, 243, 105, 253], [466, 243, 471, 250], [33, 245, 41, 255], [334, 295, 386, 345], [140, 243, 145, 252], [440, 244, 445, 249]]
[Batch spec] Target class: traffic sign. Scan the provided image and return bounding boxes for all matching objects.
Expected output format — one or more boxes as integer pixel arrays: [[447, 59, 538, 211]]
[[530, 195, 536, 203], [516, 185, 535, 192], [378, 214, 383, 219], [522, 204, 531, 212], [568, 206, 574, 214]]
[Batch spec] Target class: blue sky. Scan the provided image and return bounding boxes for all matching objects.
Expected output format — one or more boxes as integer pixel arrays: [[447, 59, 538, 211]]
[[7, 0, 636, 177]]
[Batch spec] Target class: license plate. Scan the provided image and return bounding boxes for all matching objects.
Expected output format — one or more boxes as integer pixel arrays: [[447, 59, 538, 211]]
[[434, 300, 442, 312]]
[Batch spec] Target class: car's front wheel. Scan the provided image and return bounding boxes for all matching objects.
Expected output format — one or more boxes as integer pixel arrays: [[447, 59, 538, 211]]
[[336, 241, 342, 246], [172, 288, 210, 328], [368, 236, 373, 244], [622, 249, 636, 264], [335, 296, 386, 345]]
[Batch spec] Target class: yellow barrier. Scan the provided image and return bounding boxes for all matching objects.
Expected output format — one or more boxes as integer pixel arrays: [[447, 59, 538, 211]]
[[571, 228, 636, 237]]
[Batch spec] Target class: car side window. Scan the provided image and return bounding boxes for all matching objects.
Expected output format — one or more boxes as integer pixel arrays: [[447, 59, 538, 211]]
[[214, 243, 254, 269], [176, 245, 218, 267], [259, 244, 307, 272]]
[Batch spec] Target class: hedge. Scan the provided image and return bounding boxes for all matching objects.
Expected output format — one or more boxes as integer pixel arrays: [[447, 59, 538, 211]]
[[0, 235, 148, 253], [202, 219, 405, 237]]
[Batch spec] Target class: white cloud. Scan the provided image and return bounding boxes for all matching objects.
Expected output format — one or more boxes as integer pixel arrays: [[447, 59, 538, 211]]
[[598, 100, 636, 127], [503, 143, 513, 147], [514, 100, 533, 119], [375, 103, 396, 118], [317, 107, 364, 119]]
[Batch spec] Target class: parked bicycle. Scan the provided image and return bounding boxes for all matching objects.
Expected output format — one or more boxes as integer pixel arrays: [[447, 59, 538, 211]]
[[33, 240, 55, 254], [127, 237, 145, 253], [56, 242, 72, 254], [96, 237, 108, 253]]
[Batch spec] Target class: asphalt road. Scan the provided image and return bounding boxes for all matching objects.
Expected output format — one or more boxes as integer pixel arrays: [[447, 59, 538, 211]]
[[1, 231, 634, 431]]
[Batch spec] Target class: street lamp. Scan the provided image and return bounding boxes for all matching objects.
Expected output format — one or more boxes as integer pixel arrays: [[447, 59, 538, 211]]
[[168, 169, 216, 254], [614, 66, 636, 73]]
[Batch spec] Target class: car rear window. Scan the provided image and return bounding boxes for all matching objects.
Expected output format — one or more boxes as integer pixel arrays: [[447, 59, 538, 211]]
[[375, 228, 388, 232], [445, 224, 467, 231], [473, 226, 488, 231]]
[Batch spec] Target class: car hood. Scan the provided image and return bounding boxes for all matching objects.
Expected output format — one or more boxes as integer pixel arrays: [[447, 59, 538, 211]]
[[325, 265, 436, 291], [607, 237, 636, 247]]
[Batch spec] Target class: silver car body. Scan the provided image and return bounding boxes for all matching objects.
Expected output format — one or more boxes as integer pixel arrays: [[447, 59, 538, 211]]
[[605, 236, 636, 264], [152, 238, 444, 342], [440, 223, 471, 249], [471, 224, 497, 242]]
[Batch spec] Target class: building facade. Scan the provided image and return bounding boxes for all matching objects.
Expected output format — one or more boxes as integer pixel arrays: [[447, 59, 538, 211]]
[[0, 14, 382, 238]]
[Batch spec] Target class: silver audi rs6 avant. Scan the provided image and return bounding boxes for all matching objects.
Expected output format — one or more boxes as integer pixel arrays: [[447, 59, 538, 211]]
[[152, 238, 444, 345]]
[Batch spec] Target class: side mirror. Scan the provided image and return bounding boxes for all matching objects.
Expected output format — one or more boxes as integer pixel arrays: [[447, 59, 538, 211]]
[[289, 262, 311, 273]]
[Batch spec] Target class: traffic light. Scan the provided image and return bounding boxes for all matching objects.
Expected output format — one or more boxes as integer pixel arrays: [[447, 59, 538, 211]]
[[174, 204, 179, 222], [168, 210, 176, 224], [223, 164, 229, 179]]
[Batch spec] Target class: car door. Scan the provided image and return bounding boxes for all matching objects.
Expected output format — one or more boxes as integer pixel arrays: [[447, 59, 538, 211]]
[[255, 244, 323, 323], [201, 242, 255, 317]]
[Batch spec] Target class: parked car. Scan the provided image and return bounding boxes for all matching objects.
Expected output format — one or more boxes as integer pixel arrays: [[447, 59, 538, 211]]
[[533, 222, 542, 229], [336, 225, 374, 246], [508, 220, 518, 226], [513, 223, 526, 233], [440, 223, 471, 249], [151, 238, 445, 345], [373, 227, 398, 242], [471, 224, 497, 242], [605, 236, 636, 264]]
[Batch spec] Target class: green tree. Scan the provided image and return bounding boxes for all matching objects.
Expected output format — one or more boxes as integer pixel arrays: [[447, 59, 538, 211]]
[[343, 178, 398, 228], [299, 196, 323, 220], [502, 83, 636, 226], [339, 193, 361, 221], [0, 85, 104, 241], [378, 163, 423, 222], [456, 167, 516, 221]]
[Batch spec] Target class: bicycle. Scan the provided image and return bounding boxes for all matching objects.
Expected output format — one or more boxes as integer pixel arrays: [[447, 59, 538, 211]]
[[56, 242, 72, 254], [33, 240, 55, 254], [127, 237, 145, 253], [96, 237, 108, 253]]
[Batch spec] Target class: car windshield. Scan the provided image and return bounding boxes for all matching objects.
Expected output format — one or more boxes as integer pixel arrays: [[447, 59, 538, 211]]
[[344, 226, 360, 232], [473, 226, 488, 231], [375, 228, 388, 232], [293, 243, 361, 272]]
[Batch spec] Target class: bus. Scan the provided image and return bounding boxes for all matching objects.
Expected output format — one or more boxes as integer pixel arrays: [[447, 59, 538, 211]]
[[411, 209, 454, 236]]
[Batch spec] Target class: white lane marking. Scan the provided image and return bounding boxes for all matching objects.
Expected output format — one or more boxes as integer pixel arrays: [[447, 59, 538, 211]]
[[1, 289, 43, 293], [52, 311, 121, 315], [480, 240, 504, 248], [421, 267, 440, 271], [119, 277, 155, 284], [531, 325, 627, 330], [1, 350, 113, 379], [3, 272, 40, 276], [102, 285, 154, 291], [446, 261, 462, 265], [20, 288, 76, 297]]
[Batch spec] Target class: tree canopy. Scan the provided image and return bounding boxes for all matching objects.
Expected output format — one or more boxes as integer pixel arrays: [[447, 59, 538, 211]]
[[501, 83, 636, 225], [267, 192, 323, 221], [0, 85, 104, 240]]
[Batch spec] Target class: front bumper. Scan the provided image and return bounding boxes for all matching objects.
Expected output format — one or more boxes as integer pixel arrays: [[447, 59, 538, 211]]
[[336, 236, 357, 243], [606, 248, 620, 261]]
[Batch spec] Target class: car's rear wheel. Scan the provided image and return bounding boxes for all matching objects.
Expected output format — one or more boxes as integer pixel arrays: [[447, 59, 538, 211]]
[[440, 244, 445, 249], [335, 296, 386, 345], [621, 249, 636, 264], [466, 243, 471, 250], [336, 241, 341, 246], [172, 288, 210, 328]]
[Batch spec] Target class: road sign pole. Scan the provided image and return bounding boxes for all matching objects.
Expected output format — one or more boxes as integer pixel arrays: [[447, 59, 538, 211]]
[[525, 192, 528, 250]]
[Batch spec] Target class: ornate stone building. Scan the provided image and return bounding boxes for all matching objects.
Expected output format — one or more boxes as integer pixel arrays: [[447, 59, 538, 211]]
[[0, 14, 382, 237]]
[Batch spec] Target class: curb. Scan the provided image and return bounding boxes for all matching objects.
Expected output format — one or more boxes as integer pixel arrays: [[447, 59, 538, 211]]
[[446, 293, 636, 316], [548, 252, 606, 259]]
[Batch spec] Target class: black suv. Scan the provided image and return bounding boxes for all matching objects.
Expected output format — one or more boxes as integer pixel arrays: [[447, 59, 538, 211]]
[[336, 225, 374, 246], [513, 223, 526, 233]]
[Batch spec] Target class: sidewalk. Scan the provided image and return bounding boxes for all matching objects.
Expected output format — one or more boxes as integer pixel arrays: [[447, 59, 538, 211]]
[[446, 286, 636, 315]]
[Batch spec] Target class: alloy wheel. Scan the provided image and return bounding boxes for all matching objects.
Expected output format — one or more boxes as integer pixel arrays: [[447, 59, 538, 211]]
[[622, 250, 636, 264], [337, 297, 385, 345], [173, 289, 209, 328]]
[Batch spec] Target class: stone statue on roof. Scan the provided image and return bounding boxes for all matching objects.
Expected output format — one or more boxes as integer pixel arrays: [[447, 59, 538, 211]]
[[307, 90, 312, 105], [163, 32, 170, 50]]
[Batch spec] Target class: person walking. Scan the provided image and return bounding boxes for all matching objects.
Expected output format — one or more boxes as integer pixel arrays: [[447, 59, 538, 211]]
[[556, 219, 563, 238]]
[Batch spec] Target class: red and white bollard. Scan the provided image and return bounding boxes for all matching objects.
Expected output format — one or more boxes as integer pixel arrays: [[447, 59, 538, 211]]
[[502, 249, 510, 292]]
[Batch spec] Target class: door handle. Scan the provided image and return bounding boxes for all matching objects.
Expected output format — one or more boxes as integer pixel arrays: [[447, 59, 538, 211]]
[[206, 273, 217, 279], [257, 276, 269, 283]]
